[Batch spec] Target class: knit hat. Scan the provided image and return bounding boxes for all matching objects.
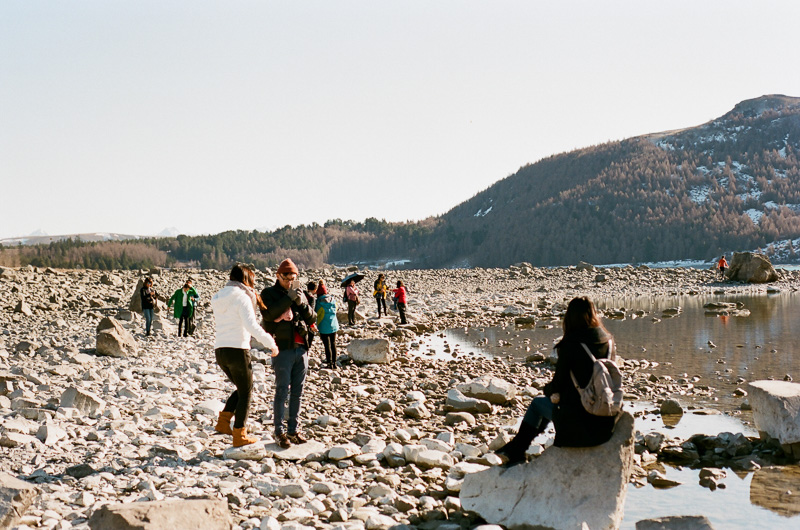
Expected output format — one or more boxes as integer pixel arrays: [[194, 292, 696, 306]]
[[276, 258, 299, 275], [316, 283, 328, 295]]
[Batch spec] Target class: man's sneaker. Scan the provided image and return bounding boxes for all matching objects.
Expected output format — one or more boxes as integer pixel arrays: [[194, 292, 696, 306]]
[[288, 432, 307, 444], [276, 433, 291, 449]]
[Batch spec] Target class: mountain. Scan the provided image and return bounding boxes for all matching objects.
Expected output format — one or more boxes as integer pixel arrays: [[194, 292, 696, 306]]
[[357, 94, 800, 267]]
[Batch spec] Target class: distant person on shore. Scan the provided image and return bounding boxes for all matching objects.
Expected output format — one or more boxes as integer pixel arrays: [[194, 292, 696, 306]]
[[211, 264, 278, 447], [314, 281, 339, 369], [495, 296, 619, 466], [717, 255, 728, 280], [260, 258, 318, 449], [168, 282, 198, 337], [373, 273, 389, 317], [345, 279, 359, 325], [140, 276, 158, 337], [185, 278, 200, 335], [392, 280, 408, 324]]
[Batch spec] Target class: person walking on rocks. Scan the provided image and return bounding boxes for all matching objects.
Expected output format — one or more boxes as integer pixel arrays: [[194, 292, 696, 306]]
[[495, 296, 618, 466], [392, 280, 408, 324], [315, 281, 339, 369], [260, 258, 318, 448], [345, 279, 359, 325], [140, 276, 158, 337], [717, 255, 728, 280], [211, 264, 278, 447], [185, 278, 200, 335], [168, 282, 198, 337], [373, 273, 389, 317]]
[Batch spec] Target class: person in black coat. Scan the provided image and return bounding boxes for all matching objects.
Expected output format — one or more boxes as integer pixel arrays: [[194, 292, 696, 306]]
[[260, 259, 318, 449], [496, 296, 618, 465]]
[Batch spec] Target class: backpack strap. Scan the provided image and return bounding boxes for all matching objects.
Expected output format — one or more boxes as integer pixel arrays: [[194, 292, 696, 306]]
[[570, 342, 597, 390]]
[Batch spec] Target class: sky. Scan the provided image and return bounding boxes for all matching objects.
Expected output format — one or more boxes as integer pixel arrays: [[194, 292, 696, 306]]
[[2, 1, 800, 240]]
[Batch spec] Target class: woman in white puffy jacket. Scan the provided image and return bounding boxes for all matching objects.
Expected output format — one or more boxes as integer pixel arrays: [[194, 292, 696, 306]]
[[211, 264, 278, 447]]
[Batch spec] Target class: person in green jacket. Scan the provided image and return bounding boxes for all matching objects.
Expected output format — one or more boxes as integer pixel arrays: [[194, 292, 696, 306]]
[[168, 280, 199, 337]]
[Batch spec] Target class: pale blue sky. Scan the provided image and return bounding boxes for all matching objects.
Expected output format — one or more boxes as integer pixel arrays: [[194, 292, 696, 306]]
[[2, 1, 799, 239]]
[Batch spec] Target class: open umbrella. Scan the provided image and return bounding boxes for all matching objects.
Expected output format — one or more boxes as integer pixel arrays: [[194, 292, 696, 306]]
[[340, 272, 365, 288]]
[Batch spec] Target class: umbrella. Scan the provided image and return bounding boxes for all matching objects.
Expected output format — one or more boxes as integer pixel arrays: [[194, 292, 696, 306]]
[[340, 272, 365, 288]]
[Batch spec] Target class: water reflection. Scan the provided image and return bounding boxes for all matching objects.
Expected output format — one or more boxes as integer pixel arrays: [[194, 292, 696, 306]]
[[410, 293, 800, 410], [750, 466, 800, 517]]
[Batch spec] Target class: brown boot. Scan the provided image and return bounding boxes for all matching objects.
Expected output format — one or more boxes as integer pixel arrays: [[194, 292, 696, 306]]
[[233, 426, 258, 447], [215, 411, 234, 435]]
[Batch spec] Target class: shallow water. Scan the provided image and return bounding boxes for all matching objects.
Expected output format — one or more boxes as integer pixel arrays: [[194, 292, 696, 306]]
[[409, 292, 800, 528]]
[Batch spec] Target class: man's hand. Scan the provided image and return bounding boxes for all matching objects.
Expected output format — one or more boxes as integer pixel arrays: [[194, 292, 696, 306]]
[[550, 393, 560, 404], [287, 289, 302, 303], [271, 345, 279, 357]]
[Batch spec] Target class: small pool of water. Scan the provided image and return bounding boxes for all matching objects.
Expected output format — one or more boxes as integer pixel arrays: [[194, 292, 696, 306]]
[[409, 293, 800, 528]]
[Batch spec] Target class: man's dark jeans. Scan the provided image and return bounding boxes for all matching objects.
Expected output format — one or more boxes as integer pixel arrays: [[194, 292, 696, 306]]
[[272, 345, 308, 436]]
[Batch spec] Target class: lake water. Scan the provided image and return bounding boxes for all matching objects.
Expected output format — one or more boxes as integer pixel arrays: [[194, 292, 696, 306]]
[[409, 292, 800, 528]]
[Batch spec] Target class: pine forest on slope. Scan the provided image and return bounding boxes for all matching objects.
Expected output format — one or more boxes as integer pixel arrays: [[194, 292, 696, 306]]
[[3, 95, 800, 270]]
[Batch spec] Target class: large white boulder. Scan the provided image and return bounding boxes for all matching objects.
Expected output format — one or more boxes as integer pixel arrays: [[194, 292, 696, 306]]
[[460, 412, 635, 530], [727, 252, 778, 283], [747, 380, 800, 444], [456, 375, 517, 404], [348, 338, 392, 364]]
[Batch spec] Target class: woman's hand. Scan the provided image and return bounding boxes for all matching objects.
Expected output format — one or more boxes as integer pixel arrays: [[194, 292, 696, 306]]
[[550, 393, 560, 404], [271, 345, 279, 357]]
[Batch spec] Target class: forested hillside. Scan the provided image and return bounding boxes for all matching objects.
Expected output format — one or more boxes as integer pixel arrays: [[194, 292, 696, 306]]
[[4, 95, 800, 270], [385, 94, 800, 267]]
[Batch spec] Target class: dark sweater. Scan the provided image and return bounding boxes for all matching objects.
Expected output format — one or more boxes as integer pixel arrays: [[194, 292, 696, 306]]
[[543, 326, 618, 447], [259, 281, 316, 351]]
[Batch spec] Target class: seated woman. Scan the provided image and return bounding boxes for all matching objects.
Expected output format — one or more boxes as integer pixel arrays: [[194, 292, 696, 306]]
[[496, 296, 619, 465]]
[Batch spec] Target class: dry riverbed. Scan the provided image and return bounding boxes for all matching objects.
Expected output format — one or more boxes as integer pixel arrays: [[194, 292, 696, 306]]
[[1, 263, 799, 529]]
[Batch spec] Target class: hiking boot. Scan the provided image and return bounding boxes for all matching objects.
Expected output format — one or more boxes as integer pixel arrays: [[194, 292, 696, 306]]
[[288, 432, 307, 444], [232, 426, 258, 447], [215, 411, 234, 435], [276, 433, 291, 449]]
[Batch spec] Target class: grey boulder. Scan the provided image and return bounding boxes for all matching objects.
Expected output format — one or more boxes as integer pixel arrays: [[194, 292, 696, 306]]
[[727, 252, 778, 283], [456, 375, 517, 404], [747, 380, 800, 444], [0, 472, 38, 528], [460, 412, 635, 530], [87, 498, 233, 529], [348, 338, 392, 364], [96, 317, 137, 357]]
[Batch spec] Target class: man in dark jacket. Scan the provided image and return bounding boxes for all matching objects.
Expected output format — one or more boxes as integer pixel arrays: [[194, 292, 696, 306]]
[[260, 258, 317, 448]]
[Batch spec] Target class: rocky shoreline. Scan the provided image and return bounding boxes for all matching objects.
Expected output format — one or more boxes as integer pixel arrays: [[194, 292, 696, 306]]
[[2, 264, 799, 529]]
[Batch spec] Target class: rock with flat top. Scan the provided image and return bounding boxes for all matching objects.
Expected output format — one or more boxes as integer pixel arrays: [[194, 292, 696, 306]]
[[348, 338, 392, 364], [87, 498, 232, 529], [747, 380, 800, 444], [460, 412, 635, 530]]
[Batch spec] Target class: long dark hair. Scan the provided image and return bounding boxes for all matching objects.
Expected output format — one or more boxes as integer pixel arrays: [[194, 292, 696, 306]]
[[230, 264, 266, 309], [559, 296, 606, 343]]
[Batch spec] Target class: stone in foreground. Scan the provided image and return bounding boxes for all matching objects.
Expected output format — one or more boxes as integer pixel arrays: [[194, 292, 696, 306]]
[[0, 473, 38, 528], [635, 515, 715, 529], [87, 498, 232, 529], [460, 412, 635, 530], [347, 338, 392, 364], [747, 380, 800, 444], [95, 317, 138, 357]]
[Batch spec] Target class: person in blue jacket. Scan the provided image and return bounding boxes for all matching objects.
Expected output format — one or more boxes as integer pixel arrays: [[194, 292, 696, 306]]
[[314, 280, 340, 369]]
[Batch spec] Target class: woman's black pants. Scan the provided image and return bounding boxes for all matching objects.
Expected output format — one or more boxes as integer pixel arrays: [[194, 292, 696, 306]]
[[397, 302, 407, 324], [320, 333, 337, 366], [375, 295, 387, 316], [347, 300, 357, 325], [215, 347, 253, 429]]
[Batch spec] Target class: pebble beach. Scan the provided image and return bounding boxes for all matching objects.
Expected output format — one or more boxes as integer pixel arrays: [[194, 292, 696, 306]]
[[2, 263, 799, 529]]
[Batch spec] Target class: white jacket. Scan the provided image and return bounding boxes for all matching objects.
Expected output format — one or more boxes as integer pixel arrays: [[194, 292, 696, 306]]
[[211, 285, 277, 351]]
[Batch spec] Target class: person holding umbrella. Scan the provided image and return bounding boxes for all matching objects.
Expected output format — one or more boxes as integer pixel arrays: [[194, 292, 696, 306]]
[[345, 278, 360, 325]]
